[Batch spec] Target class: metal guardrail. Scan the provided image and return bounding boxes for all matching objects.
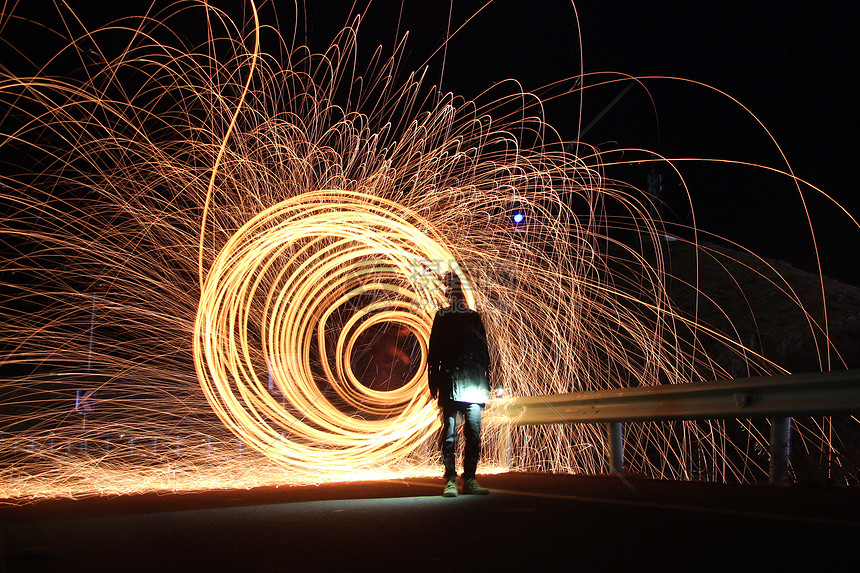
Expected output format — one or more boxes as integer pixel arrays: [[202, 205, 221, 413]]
[[485, 369, 860, 484], [488, 370, 860, 425]]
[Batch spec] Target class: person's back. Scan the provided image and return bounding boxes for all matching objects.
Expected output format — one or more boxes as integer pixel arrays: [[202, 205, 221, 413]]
[[428, 305, 490, 404]]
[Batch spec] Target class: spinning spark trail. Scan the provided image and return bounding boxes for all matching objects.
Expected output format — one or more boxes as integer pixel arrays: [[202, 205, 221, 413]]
[[196, 190, 457, 469], [0, 2, 856, 499]]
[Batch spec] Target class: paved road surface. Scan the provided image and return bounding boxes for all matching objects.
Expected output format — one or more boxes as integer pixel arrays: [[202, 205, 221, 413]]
[[2, 472, 859, 571]]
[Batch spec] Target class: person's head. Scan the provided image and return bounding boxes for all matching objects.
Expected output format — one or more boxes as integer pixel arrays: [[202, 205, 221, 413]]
[[441, 271, 465, 304]]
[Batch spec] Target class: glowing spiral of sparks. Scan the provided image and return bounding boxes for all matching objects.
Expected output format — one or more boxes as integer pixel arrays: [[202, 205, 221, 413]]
[[195, 189, 476, 469]]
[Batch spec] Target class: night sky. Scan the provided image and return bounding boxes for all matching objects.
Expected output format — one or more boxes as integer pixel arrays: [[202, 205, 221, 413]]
[[35, 1, 860, 284], [302, 1, 858, 284]]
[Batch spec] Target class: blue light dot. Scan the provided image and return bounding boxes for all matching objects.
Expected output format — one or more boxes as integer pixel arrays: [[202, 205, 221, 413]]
[[512, 213, 525, 224]]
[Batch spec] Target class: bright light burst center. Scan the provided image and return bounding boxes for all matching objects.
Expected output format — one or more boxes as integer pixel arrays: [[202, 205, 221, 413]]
[[194, 189, 471, 470]]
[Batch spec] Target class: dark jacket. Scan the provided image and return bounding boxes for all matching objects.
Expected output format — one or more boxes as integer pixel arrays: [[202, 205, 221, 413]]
[[427, 305, 491, 404]]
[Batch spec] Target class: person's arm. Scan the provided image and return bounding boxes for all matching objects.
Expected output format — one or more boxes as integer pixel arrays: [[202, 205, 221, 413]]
[[427, 314, 441, 398], [474, 313, 491, 375]]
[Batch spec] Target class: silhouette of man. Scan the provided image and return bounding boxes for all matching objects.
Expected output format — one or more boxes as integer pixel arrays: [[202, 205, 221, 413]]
[[427, 271, 491, 496]]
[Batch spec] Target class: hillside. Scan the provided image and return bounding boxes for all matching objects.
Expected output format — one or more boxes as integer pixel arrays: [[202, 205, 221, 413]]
[[631, 239, 860, 376]]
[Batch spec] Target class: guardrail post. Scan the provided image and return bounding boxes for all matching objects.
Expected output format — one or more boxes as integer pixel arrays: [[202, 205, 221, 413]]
[[607, 422, 625, 473], [768, 417, 792, 485], [497, 424, 511, 469]]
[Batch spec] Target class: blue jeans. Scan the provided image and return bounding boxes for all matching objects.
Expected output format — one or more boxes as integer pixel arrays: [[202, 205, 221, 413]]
[[440, 400, 483, 479]]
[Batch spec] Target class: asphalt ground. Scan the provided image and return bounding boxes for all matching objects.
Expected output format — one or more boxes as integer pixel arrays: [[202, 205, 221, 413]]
[[2, 472, 859, 572]]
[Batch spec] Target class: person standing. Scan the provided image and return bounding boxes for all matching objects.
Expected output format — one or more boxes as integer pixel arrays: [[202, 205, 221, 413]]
[[427, 272, 492, 497]]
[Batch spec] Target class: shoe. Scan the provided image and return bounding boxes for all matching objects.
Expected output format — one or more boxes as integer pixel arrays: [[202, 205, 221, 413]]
[[462, 477, 489, 495], [442, 477, 458, 497]]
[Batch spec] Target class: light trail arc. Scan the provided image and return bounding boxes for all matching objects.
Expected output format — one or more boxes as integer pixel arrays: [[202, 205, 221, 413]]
[[194, 188, 470, 470]]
